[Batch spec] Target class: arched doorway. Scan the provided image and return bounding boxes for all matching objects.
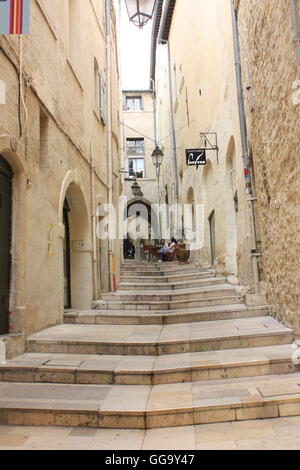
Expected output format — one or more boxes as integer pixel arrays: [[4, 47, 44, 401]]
[[63, 198, 71, 309], [125, 198, 158, 259], [0, 156, 13, 335], [62, 183, 93, 310], [202, 160, 216, 266]]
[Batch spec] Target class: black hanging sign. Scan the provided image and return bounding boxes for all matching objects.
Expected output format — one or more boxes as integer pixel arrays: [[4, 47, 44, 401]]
[[186, 149, 207, 166]]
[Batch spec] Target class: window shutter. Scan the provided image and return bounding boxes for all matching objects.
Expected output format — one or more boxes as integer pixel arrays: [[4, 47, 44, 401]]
[[99, 72, 106, 124]]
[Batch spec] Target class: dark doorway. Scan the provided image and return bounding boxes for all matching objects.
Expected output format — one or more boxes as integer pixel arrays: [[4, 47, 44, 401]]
[[209, 210, 216, 265], [63, 198, 71, 309], [0, 156, 13, 335]]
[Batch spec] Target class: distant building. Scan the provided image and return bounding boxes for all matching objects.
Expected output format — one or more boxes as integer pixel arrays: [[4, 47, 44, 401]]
[[122, 89, 158, 257]]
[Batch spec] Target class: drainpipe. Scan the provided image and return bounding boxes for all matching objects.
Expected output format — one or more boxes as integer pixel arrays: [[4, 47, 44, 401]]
[[230, 0, 260, 292], [150, 78, 158, 145], [290, 0, 300, 79], [90, 141, 98, 300], [19, 36, 27, 138], [105, 0, 115, 291], [150, 77, 161, 238]]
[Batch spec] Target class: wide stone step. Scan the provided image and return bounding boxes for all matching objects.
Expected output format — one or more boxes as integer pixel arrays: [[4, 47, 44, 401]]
[[64, 305, 269, 325], [26, 317, 293, 356], [1, 373, 300, 428], [118, 277, 226, 291], [101, 285, 236, 302], [92, 294, 242, 311], [120, 265, 209, 275], [0, 344, 297, 386], [120, 272, 216, 283]]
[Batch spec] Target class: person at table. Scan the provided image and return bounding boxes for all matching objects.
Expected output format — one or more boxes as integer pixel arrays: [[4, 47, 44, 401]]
[[158, 238, 177, 262]]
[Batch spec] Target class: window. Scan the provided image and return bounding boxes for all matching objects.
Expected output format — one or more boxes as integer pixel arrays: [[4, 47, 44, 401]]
[[125, 96, 142, 111], [99, 72, 106, 124], [94, 62, 106, 124], [127, 138, 145, 156], [173, 65, 178, 100], [94, 58, 99, 111], [128, 158, 145, 179]]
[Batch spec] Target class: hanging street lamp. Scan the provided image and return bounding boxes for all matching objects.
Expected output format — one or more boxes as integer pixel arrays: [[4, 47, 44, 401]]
[[125, 0, 157, 29], [151, 144, 164, 176], [151, 144, 164, 239], [131, 181, 141, 197]]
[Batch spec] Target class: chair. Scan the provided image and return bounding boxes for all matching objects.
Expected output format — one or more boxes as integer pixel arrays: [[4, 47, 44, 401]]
[[143, 245, 150, 261]]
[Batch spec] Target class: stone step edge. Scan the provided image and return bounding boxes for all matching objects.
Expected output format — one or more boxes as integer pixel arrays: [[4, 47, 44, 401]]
[[0, 353, 296, 386], [118, 278, 224, 287], [92, 295, 241, 309], [1, 391, 300, 429], [120, 272, 216, 279], [64, 306, 269, 325], [26, 330, 293, 356], [101, 288, 237, 300], [108, 284, 233, 294]]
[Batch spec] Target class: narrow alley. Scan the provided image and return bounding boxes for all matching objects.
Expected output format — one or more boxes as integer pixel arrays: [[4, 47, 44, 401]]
[[0, 0, 299, 453]]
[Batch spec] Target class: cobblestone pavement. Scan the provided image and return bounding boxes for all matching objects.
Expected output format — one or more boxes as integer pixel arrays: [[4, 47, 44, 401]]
[[1, 416, 300, 450]]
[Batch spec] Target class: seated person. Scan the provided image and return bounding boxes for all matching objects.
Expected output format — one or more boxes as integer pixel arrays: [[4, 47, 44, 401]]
[[158, 238, 177, 262], [123, 237, 135, 259]]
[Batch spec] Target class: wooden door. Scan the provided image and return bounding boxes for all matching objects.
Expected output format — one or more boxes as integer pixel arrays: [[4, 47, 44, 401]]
[[0, 156, 12, 335]]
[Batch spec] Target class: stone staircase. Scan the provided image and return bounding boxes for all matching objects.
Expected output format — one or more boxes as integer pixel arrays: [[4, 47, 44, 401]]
[[0, 261, 300, 430]]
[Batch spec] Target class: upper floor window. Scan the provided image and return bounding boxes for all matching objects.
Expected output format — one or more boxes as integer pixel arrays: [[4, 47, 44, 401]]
[[127, 138, 145, 156], [125, 96, 142, 111], [128, 158, 145, 179]]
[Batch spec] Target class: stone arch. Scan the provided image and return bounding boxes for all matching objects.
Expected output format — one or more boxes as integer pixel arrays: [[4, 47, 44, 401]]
[[58, 173, 92, 310], [125, 197, 159, 240], [0, 136, 24, 174], [225, 136, 238, 274]]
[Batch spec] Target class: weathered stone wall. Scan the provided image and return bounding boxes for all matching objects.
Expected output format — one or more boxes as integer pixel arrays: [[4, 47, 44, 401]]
[[237, 0, 300, 334], [0, 0, 120, 356], [155, 0, 255, 287]]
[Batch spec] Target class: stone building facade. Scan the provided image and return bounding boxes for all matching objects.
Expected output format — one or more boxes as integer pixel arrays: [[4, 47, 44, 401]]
[[237, 0, 300, 334], [152, 0, 256, 284], [122, 89, 158, 257], [151, 0, 300, 333], [0, 0, 121, 358]]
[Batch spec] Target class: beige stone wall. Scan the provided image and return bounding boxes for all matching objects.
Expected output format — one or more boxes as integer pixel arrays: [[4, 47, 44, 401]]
[[0, 0, 120, 356], [237, 0, 300, 333], [155, 0, 255, 286]]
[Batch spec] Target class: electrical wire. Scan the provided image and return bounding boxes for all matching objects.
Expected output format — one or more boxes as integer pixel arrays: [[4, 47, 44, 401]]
[[119, 119, 196, 145]]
